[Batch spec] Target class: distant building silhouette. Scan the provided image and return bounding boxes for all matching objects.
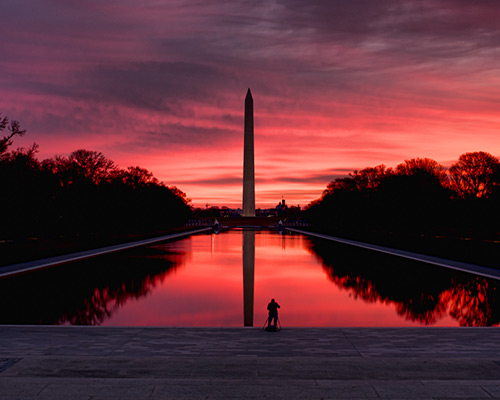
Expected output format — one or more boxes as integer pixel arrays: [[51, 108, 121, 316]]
[[276, 198, 288, 217]]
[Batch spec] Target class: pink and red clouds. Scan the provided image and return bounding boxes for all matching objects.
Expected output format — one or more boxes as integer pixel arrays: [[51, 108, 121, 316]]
[[1, 0, 500, 207]]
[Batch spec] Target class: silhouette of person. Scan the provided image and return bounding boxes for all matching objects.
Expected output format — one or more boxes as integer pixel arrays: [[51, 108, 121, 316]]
[[267, 298, 280, 329]]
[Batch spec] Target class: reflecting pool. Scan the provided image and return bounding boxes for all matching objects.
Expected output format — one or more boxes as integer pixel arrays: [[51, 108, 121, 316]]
[[0, 228, 499, 326]]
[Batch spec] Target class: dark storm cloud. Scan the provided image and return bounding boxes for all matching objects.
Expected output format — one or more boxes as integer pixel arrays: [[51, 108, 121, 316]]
[[177, 168, 350, 187], [274, 0, 393, 38], [274, 0, 500, 46], [82, 61, 233, 113], [261, 166, 356, 184], [258, 172, 346, 186], [119, 122, 239, 151], [269, 0, 500, 80], [177, 174, 241, 186]]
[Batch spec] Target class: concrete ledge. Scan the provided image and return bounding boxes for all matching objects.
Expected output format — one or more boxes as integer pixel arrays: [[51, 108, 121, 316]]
[[289, 228, 500, 280], [0, 228, 212, 279]]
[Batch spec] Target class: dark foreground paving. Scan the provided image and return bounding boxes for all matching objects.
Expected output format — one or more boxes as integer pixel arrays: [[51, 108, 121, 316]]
[[1, 327, 500, 399]]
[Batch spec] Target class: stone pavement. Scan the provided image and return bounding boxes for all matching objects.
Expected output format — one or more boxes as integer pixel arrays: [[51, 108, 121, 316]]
[[1, 326, 500, 399]]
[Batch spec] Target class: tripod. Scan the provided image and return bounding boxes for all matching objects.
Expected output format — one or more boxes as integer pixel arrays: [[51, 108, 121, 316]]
[[262, 316, 282, 331]]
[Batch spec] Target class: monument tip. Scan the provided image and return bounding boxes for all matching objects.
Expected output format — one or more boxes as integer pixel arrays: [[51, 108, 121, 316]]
[[246, 88, 252, 99]]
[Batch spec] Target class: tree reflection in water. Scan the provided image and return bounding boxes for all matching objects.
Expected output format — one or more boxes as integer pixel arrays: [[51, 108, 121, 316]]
[[306, 238, 500, 326], [0, 245, 185, 325]]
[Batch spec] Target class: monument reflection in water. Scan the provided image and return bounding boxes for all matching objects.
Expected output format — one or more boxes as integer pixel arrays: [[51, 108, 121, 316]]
[[243, 230, 255, 326], [0, 229, 499, 326]]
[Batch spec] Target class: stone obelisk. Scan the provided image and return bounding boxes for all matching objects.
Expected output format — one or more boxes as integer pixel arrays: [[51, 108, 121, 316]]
[[243, 88, 255, 217]]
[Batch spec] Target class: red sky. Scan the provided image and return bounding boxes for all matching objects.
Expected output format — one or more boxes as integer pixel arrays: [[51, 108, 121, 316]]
[[1, 0, 500, 208]]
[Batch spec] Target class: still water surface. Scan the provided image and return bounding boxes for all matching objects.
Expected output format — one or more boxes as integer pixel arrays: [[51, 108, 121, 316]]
[[1, 229, 498, 326]]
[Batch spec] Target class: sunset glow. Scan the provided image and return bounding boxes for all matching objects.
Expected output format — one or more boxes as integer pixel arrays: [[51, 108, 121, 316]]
[[1, 1, 500, 207]]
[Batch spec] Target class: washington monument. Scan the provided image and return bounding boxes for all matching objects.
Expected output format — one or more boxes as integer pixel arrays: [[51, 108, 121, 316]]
[[243, 88, 255, 217]]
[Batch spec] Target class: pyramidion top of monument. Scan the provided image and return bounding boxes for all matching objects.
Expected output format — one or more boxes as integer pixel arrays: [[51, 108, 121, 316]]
[[246, 88, 252, 100]]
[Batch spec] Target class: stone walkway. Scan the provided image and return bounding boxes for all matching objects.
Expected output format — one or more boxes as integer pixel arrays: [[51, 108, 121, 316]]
[[1, 326, 500, 399]]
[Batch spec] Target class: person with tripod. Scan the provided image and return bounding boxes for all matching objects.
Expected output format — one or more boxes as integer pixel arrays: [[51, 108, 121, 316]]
[[267, 298, 280, 330]]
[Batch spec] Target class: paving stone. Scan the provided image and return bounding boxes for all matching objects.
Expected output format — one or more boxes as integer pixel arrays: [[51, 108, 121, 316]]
[[312, 381, 379, 397], [0, 380, 47, 398], [2, 327, 500, 399], [373, 380, 491, 398], [38, 381, 155, 399], [473, 382, 500, 398]]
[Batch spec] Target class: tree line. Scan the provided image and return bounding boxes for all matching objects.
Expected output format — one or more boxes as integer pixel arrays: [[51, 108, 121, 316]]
[[0, 115, 191, 239], [306, 152, 500, 248], [308, 237, 499, 326]]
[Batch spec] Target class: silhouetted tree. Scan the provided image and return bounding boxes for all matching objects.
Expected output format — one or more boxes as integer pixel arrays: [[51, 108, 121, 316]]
[[306, 237, 500, 326], [2, 143, 40, 169], [0, 246, 185, 325], [445, 277, 500, 326], [305, 152, 500, 258], [306, 158, 453, 239], [41, 155, 73, 187], [115, 166, 158, 188], [448, 152, 500, 198], [0, 114, 191, 242], [375, 158, 451, 233], [395, 158, 446, 182], [0, 114, 26, 156], [351, 164, 391, 190], [68, 149, 116, 185], [0, 143, 50, 235], [1, 142, 192, 240]]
